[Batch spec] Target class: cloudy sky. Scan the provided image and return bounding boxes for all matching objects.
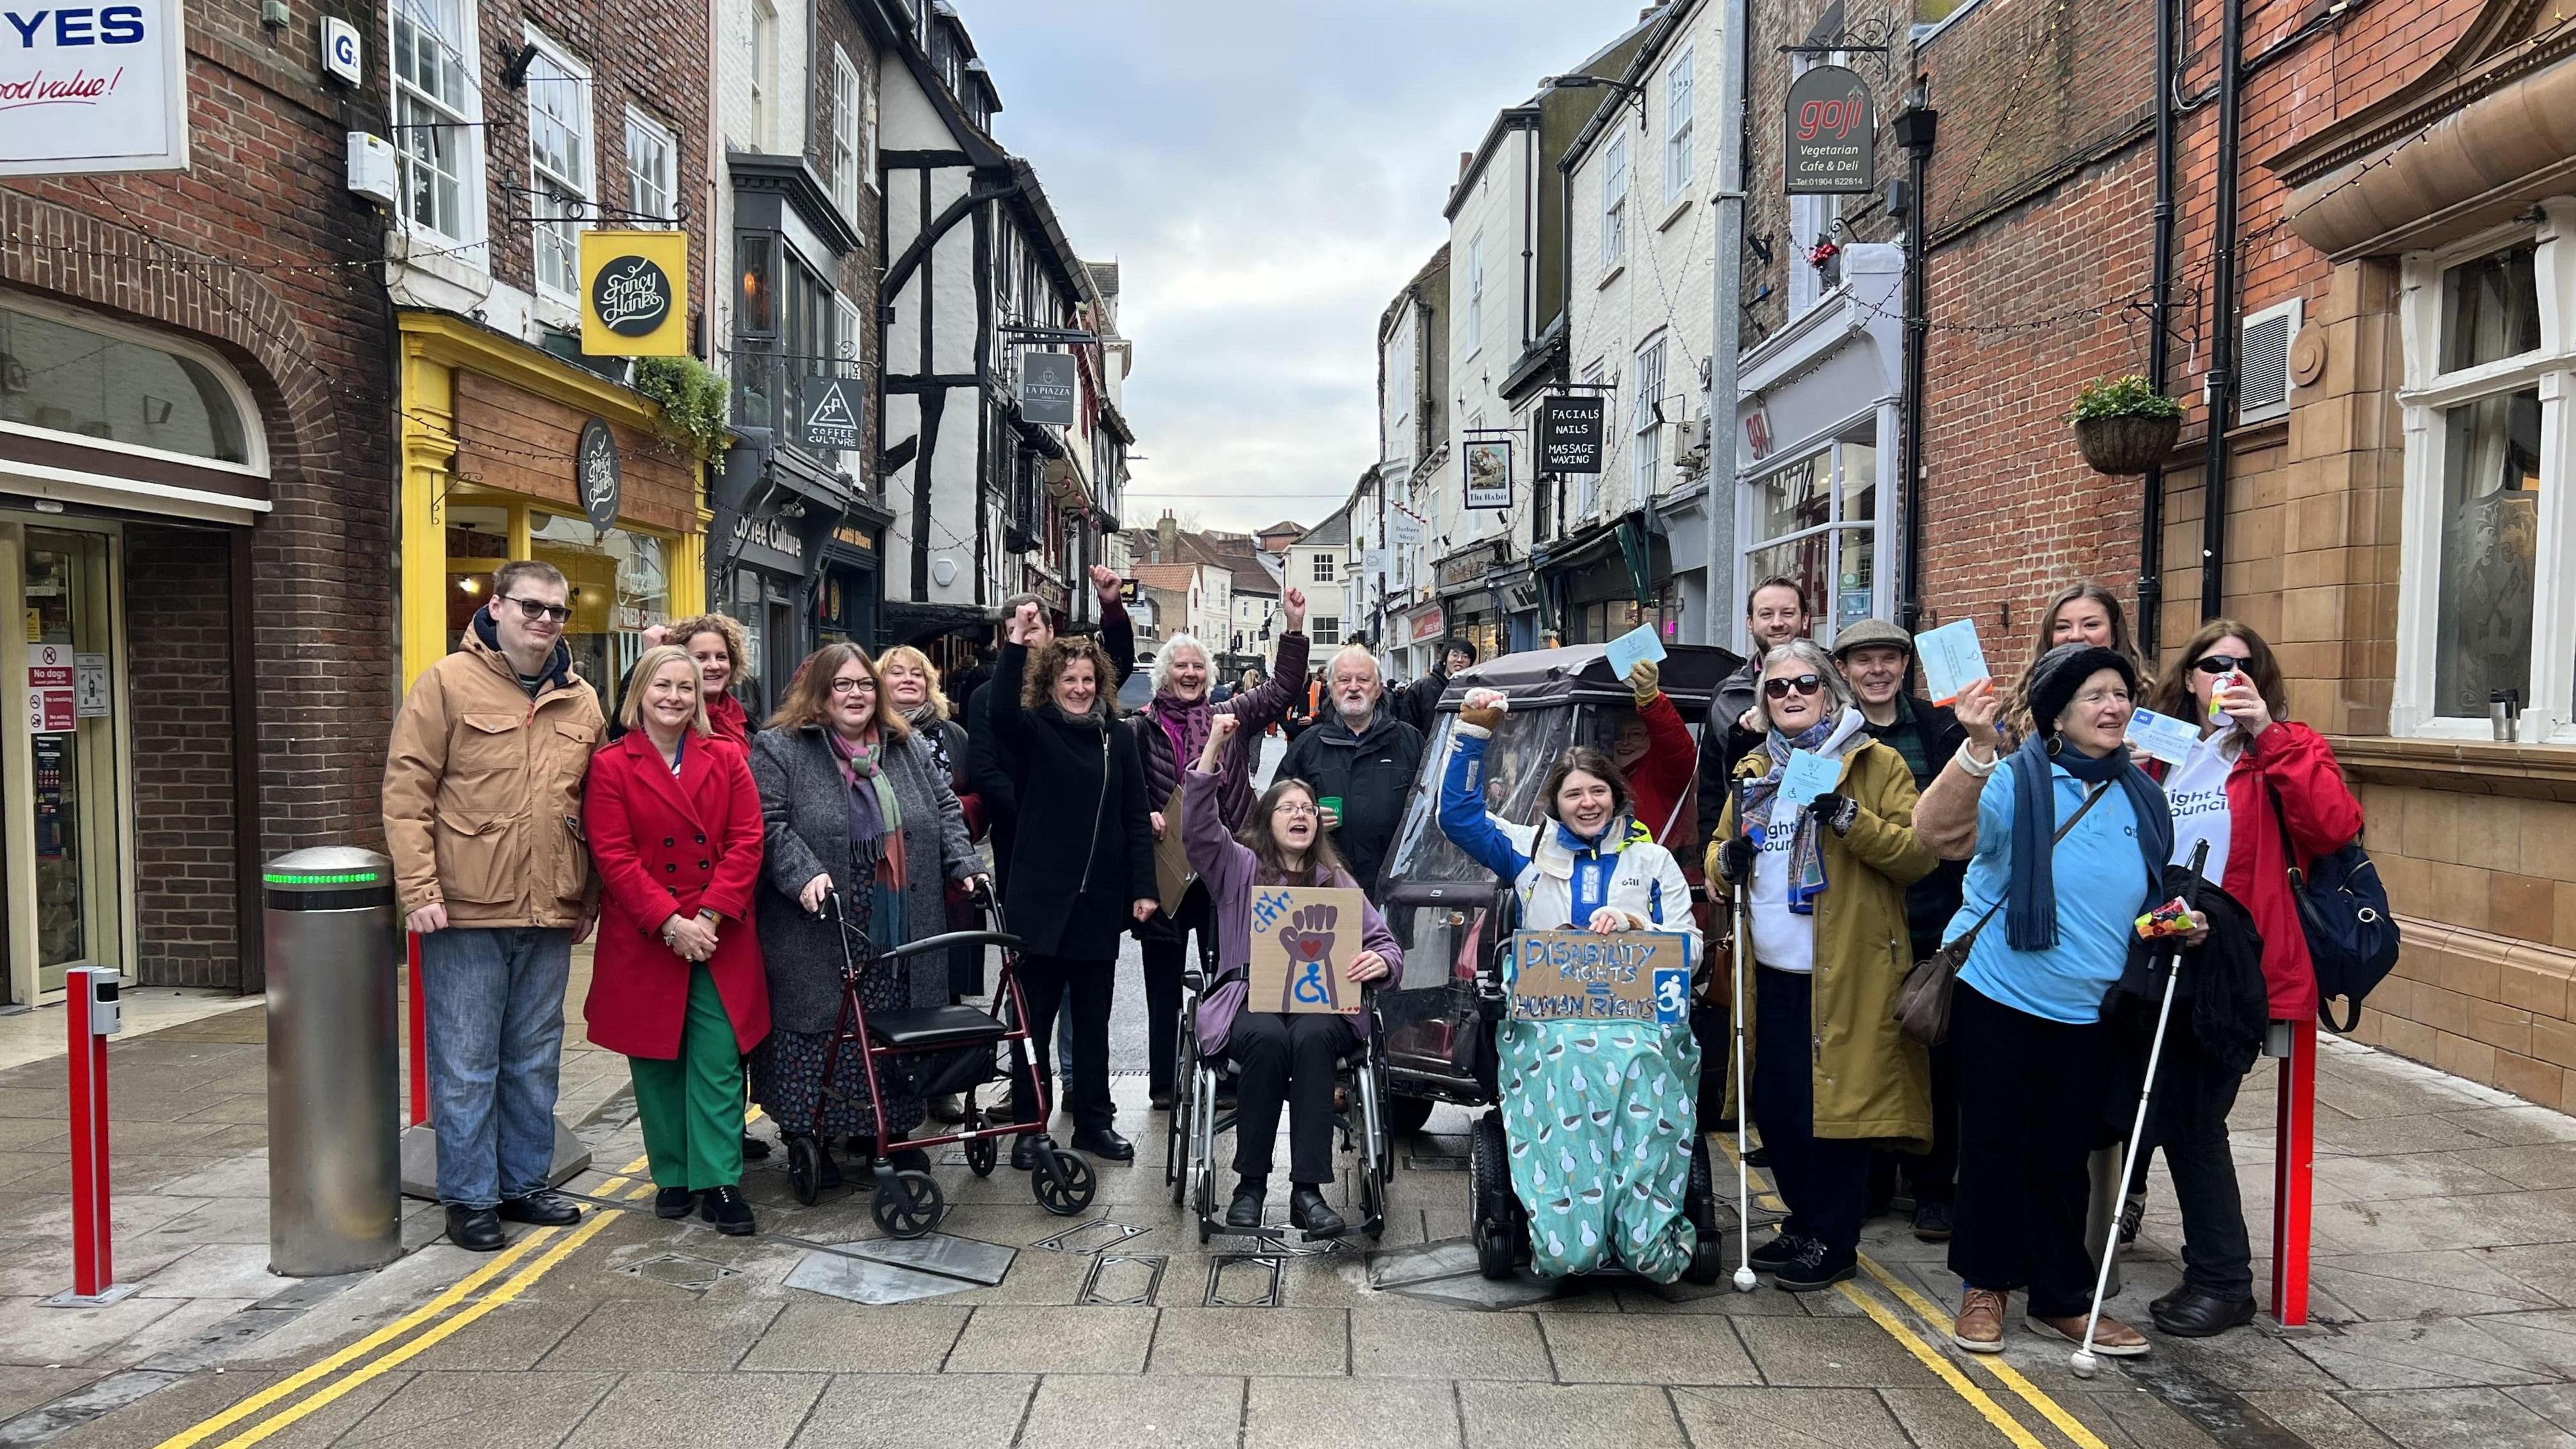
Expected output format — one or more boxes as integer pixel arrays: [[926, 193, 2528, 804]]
[[961, 1, 1646, 534]]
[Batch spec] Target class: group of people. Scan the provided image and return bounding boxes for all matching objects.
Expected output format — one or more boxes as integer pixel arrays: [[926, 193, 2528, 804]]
[[383, 553, 2362, 1360]]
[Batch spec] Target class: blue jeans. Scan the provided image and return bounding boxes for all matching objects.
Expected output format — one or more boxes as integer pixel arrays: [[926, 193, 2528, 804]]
[[419, 926, 573, 1209]]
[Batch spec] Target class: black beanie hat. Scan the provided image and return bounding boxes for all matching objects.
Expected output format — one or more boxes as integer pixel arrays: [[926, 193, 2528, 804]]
[[2025, 644, 2137, 737]]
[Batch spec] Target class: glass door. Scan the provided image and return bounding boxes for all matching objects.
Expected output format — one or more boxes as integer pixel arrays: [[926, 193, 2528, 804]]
[[21, 529, 121, 996]]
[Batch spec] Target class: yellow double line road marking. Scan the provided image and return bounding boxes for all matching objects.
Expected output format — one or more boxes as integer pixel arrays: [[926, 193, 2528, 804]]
[[155, 1155, 649, 1449]]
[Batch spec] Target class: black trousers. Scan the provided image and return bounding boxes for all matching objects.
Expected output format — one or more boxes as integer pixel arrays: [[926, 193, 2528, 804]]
[[2135, 1019, 2256, 1299], [1949, 979, 2110, 1318], [1229, 1011, 1343, 1185], [1140, 883, 1214, 1097], [1008, 954, 1115, 1136], [1751, 965, 1874, 1260]]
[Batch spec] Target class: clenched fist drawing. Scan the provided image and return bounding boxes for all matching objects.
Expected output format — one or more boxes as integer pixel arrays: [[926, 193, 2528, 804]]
[[1278, 904, 1340, 1010]]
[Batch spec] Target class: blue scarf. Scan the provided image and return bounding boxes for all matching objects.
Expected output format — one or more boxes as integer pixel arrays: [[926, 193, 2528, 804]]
[[1742, 715, 1837, 914], [2004, 732, 2172, 952]]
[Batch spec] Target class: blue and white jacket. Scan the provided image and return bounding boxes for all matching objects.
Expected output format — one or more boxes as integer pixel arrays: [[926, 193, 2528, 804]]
[[1438, 726, 1691, 934]]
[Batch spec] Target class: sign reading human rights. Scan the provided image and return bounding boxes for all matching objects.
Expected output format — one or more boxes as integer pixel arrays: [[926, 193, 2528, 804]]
[[1505, 929, 1695, 1024], [579, 229, 689, 356], [0, 0, 189, 176], [1244, 885, 1368, 1016], [1784, 64, 1874, 195]]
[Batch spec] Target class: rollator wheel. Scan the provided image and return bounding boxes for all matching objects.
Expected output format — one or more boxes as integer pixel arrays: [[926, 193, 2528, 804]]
[[871, 1169, 944, 1238], [1473, 1218, 1515, 1281], [965, 1133, 998, 1178], [1167, 1085, 1192, 1206], [786, 1136, 822, 1206], [1031, 1148, 1096, 1216], [1682, 1230, 1725, 1287]]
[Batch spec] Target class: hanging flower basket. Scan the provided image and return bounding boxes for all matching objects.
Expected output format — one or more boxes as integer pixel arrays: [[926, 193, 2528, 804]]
[[2074, 413, 2183, 475]]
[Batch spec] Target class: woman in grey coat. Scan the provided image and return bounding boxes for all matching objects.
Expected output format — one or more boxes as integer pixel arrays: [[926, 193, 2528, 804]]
[[749, 643, 985, 1185]]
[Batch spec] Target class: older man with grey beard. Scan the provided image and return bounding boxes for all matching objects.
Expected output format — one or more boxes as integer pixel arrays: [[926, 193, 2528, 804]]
[[1274, 645, 1426, 895]]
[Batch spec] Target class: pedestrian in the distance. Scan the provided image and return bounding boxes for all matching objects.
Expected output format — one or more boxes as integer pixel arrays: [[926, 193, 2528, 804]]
[[989, 603, 1157, 1164], [1275, 643, 1425, 895], [381, 559, 600, 1252], [1391, 637, 1476, 735], [581, 646, 769, 1235], [1708, 639, 1935, 1291], [748, 644, 986, 1190]]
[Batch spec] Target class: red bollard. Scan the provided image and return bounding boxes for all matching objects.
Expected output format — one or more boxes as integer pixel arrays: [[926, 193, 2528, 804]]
[[2269, 1017, 2316, 1327], [407, 932, 430, 1128], [48, 967, 133, 1307]]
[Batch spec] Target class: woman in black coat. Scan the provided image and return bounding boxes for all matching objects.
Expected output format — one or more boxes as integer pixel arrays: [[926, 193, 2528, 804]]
[[989, 603, 1156, 1164]]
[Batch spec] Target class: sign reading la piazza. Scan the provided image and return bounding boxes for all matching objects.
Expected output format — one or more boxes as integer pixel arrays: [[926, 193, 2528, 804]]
[[580, 229, 690, 356], [0, 0, 190, 176]]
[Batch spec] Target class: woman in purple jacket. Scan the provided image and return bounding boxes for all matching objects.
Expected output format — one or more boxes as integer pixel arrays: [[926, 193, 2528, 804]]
[[1183, 714, 1399, 1238]]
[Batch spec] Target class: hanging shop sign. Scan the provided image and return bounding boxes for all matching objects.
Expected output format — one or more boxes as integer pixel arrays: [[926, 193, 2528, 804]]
[[1536, 394, 1605, 475], [1389, 509, 1426, 546], [578, 229, 689, 356], [1020, 352, 1079, 427], [0, 0, 189, 176], [796, 374, 863, 450], [1464, 437, 1513, 511], [1409, 603, 1444, 641], [576, 418, 622, 531], [1784, 65, 1875, 195]]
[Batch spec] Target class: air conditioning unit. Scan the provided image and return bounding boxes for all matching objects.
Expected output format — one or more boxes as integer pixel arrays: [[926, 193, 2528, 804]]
[[2238, 298, 2303, 425], [1677, 416, 1711, 470]]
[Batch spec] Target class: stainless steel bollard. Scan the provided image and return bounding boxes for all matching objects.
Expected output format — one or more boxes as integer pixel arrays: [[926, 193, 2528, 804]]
[[264, 847, 402, 1277]]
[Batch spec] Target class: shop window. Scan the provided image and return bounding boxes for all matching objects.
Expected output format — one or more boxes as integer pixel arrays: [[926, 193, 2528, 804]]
[[625, 108, 678, 226], [531, 513, 667, 721], [524, 30, 594, 302], [0, 303, 255, 467], [392, 0, 482, 251], [1740, 437, 1878, 645]]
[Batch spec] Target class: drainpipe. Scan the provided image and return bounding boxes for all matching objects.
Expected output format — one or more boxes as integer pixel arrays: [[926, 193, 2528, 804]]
[[1702, 0, 1748, 648], [2198, 0, 2246, 623], [2139, 0, 2177, 660], [1894, 98, 1937, 636]]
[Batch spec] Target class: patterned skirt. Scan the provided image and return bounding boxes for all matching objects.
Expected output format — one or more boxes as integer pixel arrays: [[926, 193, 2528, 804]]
[[751, 951, 928, 1142]]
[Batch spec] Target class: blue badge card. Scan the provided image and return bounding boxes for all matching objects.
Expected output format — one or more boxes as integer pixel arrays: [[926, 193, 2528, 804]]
[[1605, 622, 1667, 680], [1772, 748, 1843, 826], [1913, 618, 1990, 706], [2124, 707, 2200, 767]]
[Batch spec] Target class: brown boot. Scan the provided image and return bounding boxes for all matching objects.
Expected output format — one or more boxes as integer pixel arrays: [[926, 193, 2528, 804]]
[[1953, 1287, 2007, 1353], [2028, 1311, 2150, 1356]]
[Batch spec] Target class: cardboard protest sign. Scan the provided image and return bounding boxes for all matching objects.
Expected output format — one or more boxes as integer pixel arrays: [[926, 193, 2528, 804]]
[[1914, 618, 1990, 706], [1153, 786, 1196, 914], [1245, 884, 1370, 1015], [1505, 930, 1697, 1025]]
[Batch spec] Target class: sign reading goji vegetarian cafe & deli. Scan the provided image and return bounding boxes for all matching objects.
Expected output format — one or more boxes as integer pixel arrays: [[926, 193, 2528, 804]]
[[1784, 64, 1874, 196], [580, 229, 690, 357], [0, 0, 189, 176]]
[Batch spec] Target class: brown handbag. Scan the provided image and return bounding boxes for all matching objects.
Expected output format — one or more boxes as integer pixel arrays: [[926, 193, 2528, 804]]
[[1894, 784, 2108, 1046]]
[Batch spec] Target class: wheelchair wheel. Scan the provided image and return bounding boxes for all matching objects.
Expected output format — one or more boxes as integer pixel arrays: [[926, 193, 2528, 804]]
[[786, 1136, 822, 1206], [1031, 1148, 1096, 1216], [1682, 1230, 1725, 1286], [1687, 1136, 1719, 1234], [872, 1169, 944, 1238], [1384, 1093, 1436, 1138], [965, 1132, 998, 1178], [1473, 1218, 1515, 1281]]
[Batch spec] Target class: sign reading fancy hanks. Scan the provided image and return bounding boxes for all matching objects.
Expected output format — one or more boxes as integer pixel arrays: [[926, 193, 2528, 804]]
[[0, 0, 189, 177], [580, 230, 690, 356], [1784, 64, 1874, 195]]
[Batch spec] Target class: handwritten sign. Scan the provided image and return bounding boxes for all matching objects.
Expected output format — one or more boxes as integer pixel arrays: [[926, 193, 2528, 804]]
[[1505, 930, 1696, 1024], [1772, 748, 1843, 826], [1605, 623, 1666, 682], [1245, 885, 1368, 1016], [1914, 618, 1990, 706], [2125, 707, 2200, 767]]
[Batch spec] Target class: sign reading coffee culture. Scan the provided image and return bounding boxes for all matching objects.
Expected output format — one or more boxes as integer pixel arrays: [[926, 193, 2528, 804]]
[[579, 229, 690, 356], [1784, 65, 1874, 195]]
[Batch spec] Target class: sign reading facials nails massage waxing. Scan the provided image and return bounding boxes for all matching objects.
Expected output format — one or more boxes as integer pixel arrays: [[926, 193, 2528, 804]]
[[0, 1, 190, 177], [579, 229, 690, 357]]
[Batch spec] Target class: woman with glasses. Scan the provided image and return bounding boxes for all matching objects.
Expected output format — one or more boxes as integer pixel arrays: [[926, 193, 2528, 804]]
[[2123, 621, 2362, 1338], [1707, 639, 1937, 1291], [1911, 644, 2180, 1358], [746, 644, 987, 1190]]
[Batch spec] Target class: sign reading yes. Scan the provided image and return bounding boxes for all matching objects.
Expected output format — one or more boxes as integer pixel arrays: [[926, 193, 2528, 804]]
[[1244, 885, 1368, 1016], [1505, 929, 1697, 1024]]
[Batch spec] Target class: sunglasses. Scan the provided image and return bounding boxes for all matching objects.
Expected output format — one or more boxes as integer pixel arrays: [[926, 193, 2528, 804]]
[[1762, 674, 1825, 700], [2192, 654, 2251, 676], [498, 595, 572, 624]]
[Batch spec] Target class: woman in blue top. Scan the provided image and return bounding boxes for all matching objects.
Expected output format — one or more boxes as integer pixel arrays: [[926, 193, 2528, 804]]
[[1913, 645, 2177, 1360]]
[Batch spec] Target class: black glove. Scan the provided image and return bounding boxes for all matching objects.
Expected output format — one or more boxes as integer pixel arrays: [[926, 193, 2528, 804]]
[[1811, 792, 1860, 837], [1715, 834, 1757, 885]]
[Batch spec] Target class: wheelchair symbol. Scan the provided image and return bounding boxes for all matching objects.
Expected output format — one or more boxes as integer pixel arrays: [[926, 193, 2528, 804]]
[[1652, 968, 1688, 1024], [1293, 960, 1334, 1008]]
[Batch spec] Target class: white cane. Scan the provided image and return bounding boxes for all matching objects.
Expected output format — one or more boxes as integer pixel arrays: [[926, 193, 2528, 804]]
[[1728, 775, 1758, 1293], [2071, 838, 2210, 1377]]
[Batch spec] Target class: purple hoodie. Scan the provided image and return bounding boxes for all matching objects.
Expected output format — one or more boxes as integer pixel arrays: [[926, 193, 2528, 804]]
[[1181, 764, 1401, 1053]]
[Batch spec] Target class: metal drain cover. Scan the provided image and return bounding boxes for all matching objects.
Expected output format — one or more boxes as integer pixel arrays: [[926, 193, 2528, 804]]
[[1205, 1255, 1282, 1307], [615, 1252, 739, 1291], [1366, 1237, 1591, 1310], [782, 1251, 973, 1305], [804, 1232, 1015, 1285], [1079, 1254, 1165, 1306], [1030, 1218, 1154, 1254]]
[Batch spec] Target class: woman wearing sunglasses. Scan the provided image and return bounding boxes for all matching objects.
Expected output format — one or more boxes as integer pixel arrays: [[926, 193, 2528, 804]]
[[1707, 640, 1937, 1291], [2127, 621, 2362, 1338]]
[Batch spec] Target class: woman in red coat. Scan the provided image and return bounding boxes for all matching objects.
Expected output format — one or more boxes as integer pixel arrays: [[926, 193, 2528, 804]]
[[584, 645, 771, 1235], [2135, 619, 2363, 1339], [663, 612, 757, 747]]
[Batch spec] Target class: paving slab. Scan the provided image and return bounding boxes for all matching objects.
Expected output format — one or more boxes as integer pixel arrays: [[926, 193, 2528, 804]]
[[535, 1297, 784, 1372], [2508, 1383, 2576, 1435], [1456, 1382, 1688, 1449], [1665, 1385, 1915, 1449], [1538, 1313, 1761, 1385], [1243, 1375, 1461, 1449], [2241, 1388, 2404, 1446], [2294, 1316, 2568, 1389], [560, 1368, 827, 1448], [1348, 1305, 1552, 1380], [1025, 1373, 1244, 1448], [738, 1301, 970, 1372], [2310, 1249, 2565, 1320], [1731, 1314, 1947, 1389], [396, 1297, 595, 1373], [1145, 1305, 1348, 1375], [788, 1373, 1036, 1449], [2343, 1385, 2576, 1449], [945, 1305, 1158, 1374], [314, 1368, 619, 1449]]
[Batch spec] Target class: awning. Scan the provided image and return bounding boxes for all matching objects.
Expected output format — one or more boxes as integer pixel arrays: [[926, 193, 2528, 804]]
[[884, 600, 992, 647]]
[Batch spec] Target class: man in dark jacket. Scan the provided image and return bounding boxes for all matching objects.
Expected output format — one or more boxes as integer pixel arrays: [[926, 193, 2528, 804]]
[[1276, 644, 1426, 895], [1391, 637, 1476, 735], [1833, 617, 1971, 1241], [1696, 577, 1814, 855]]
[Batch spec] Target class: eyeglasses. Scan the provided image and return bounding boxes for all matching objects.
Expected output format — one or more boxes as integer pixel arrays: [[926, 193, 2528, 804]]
[[830, 677, 878, 695], [1762, 674, 1825, 700], [2192, 654, 2251, 676], [498, 595, 572, 624], [1275, 802, 1319, 818]]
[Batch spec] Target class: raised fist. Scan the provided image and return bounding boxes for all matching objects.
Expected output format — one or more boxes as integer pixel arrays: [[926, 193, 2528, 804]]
[[1278, 903, 1339, 966]]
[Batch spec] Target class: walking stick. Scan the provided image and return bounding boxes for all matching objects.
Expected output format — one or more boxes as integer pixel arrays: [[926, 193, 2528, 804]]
[[1729, 774, 1758, 1293], [2071, 839, 2210, 1377]]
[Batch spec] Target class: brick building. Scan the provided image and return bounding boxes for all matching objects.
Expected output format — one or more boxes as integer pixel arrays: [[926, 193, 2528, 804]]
[[0, 4, 396, 1000]]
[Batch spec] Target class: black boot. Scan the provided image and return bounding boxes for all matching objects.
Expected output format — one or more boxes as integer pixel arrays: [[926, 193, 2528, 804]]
[[1226, 1177, 1267, 1229], [445, 1204, 503, 1252], [1011, 1136, 1042, 1171], [1288, 1185, 1346, 1239], [1071, 1128, 1134, 1161], [698, 1184, 757, 1236], [496, 1191, 580, 1226], [654, 1185, 696, 1220], [2151, 1291, 2256, 1338]]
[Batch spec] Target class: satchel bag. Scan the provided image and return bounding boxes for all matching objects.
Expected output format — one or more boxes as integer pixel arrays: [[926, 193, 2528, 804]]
[[1894, 784, 2108, 1046], [2269, 784, 2399, 1034]]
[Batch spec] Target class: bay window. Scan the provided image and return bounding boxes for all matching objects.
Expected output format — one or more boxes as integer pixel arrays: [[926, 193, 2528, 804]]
[[1739, 435, 1879, 644]]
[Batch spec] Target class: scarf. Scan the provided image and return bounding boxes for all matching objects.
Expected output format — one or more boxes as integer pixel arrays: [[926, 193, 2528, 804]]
[[828, 728, 908, 955], [1550, 818, 1630, 924], [2004, 733, 2174, 952], [1152, 690, 1214, 775], [1741, 708, 1867, 915], [902, 702, 951, 776]]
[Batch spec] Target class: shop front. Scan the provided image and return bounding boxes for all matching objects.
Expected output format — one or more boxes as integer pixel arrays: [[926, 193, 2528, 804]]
[[816, 528, 881, 651], [1433, 539, 1508, 664], [1539, 515, 1684, 648]]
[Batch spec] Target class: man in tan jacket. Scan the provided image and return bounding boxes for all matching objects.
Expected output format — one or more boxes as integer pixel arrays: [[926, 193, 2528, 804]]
[[383, 559, 603, 1252]]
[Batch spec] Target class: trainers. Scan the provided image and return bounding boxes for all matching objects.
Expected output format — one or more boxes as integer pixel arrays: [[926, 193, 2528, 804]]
[[1768, 1238, 1856, 1292], [1748, 1232, 1809, 1269], [1953, 1287, 2007, 1353], [1911, 1198, 1954, 1242], [2028, 1311, 2149, 1356], [2118, 1191, 2147, 1248]]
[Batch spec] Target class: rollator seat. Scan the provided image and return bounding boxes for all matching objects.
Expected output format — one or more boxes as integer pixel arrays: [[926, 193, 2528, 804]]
[[864, 1004, 1008, 1050]]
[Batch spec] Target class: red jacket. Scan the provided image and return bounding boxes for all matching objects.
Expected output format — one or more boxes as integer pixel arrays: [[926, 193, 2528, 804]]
[[1627, 690, 1699, 849], [582, 730, 771, 1059], [2155, 720, 2363, 1020], [705, 690, 752, 748]]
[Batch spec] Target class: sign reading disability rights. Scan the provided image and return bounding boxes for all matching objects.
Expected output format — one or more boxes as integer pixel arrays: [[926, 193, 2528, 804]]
[[1505, 929, 1695, 1025]]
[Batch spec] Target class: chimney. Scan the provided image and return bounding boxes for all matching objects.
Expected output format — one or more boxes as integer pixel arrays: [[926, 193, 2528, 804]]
[[1458, 150, 1473, 180], [1159, 509, 1179, 560]]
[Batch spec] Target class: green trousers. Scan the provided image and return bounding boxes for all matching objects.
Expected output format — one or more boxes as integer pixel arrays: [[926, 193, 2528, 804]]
[[629, 965, 746, 1191]]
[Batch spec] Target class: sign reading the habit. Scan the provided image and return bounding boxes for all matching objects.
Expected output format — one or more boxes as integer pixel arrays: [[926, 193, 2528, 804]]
[[1464, 437, 1513, 511], [1244, 885, 1368, 1016], [1536, 394, 1605, 475], [1020, 352, 1079, 427], [1785, 65, 1875, 195], [579, 229, 689, 356], [796, 375, 863, 450], [0, 0, 189, 178], [1504, 929, 1695, 1024], [576, 418, 621, 531]]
